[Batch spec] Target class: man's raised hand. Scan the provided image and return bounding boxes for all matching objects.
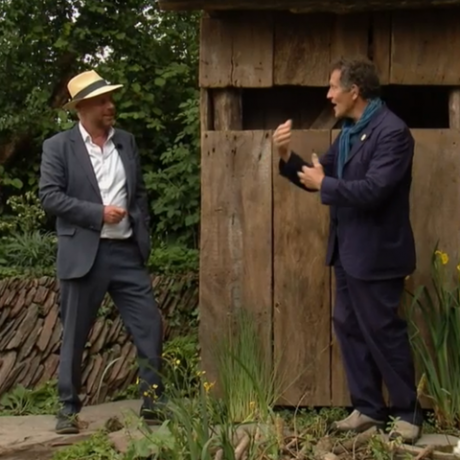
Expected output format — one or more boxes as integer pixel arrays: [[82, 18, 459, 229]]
[[273, 119, 292, 161]]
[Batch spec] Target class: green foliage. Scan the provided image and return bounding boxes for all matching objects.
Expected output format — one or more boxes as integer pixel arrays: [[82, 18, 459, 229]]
[[0, 192, 56, 277], [406, 248, 460, 430], [0, 231, 56, 271], [144, 95, 201, 250], [148, 242, 199, 276], [126, 309, 287, 460], [0, 0, 201, 275], [215, 308, 281, 424], [0, 380, 59, 416], [111, 334, 200, 402], [0, 192, 47, 235], [162, 334, 201, 398], [51, 431, 120, 460]]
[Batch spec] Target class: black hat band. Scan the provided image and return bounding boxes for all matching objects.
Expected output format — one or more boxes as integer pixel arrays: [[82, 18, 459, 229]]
[[72, 79, 110, 101]]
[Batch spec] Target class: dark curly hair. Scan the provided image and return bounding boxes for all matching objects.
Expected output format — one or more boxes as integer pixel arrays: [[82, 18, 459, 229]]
[[330, 57, 381, 100]]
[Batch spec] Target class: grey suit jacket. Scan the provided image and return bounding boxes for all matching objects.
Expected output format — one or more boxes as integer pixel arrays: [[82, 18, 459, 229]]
[[39, 125, 151, 280]]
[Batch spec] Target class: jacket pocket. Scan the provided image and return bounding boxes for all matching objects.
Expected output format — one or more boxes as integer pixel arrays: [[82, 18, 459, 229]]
[[57, 227, 76, 236]]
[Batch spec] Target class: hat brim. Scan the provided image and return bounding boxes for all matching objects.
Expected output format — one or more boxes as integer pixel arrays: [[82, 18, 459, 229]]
[[63, 84, 123, 110]]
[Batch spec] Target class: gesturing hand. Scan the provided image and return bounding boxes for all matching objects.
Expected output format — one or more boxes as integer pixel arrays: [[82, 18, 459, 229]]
[[273, 119, 292, 161], [103, 205, 126, 224], [297, 153, 325, 190]]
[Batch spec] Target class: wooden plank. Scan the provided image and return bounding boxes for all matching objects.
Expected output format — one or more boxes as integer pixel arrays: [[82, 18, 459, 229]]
[[391, 9, 460, 85], [200, 89, 213, 131], [329, 129, 350, 407], [330, 13, 370, 63], [232, 14, 274, 87], [409, 130, 460, 294], [310, 103, 339, 129], [200, 14, 274, 88], [213, 89, 243, 130], [407, 130, 460, 409], [330, 272, 351, 406], [199, 16, 233, 87], [199, 130, 273, 394], [449, 89, 460, 129], [159, 0, 460, 13], [372, 12, 391, 84], [274, 13, 332, 86], [273, 130, 331, 406]]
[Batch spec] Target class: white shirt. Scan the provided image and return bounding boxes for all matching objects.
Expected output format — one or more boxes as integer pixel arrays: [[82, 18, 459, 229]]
[[79, 123, 132, 239]]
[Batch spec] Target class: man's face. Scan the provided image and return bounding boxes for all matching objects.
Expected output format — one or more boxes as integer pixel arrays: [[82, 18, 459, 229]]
[[327, 69, 358, 119], [76, 92, 116, 129]]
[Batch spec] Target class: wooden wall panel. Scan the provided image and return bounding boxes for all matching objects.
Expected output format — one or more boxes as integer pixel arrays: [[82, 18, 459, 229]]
[[330, 13, 369, 62], [273, 130, 331, 406], [274, 14, 332, 86], [200, 15, 273, 88], [232, 14, 274, 87], [372, 12, 391, 84], [406, 130, 460, 409], [274, 13, 373, 86], [200, 8, 460, 88], [391, 10, 460, 85], [409, 130, 460, 292], [200, 89, 213, 132], [330, 273, 351, 406], [200, 17, 233, 87], [199, 131, 273, 393], [329, 129, 350, 407], [213, 89, 243, 130]]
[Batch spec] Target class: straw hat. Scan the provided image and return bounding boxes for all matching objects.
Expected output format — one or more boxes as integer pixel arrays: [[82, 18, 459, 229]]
[[63, 70, 123, 110]]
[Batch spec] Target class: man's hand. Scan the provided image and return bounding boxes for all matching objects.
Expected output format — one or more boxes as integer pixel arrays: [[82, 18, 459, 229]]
[[297, 153, 325, 190], [273, 119, 292, 161], [103, 205, 126, 224]]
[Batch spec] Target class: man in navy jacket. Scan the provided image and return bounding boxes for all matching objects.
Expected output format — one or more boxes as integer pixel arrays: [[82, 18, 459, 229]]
[[273, 57, 422, 442]]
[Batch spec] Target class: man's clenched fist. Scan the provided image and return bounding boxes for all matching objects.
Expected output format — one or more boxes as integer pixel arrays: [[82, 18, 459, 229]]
[[273, 119, 292, 161], [103, 205, 126, 224]]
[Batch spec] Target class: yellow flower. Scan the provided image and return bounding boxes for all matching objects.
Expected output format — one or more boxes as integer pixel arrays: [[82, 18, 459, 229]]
[[136, 377, 140, 384], [143, 391, 149, 397], [152, 384, 158, 389], [175, 359, 181, 365], [203, 381, 215, 393], [435, 250, 449, 265], [457, 264, 460, 272]]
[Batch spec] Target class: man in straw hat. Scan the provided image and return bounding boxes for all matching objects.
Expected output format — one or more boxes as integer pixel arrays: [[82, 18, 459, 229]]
[[39, 70, 166, 434]]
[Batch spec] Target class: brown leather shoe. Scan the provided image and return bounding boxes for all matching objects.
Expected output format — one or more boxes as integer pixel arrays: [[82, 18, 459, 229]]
[[331, 410, 385, 433]]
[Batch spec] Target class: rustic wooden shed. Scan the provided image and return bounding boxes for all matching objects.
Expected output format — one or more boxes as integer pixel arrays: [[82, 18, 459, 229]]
[[158, 0, 460, 408]]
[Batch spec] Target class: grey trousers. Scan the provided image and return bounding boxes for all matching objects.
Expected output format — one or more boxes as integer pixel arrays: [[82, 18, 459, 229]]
[[58, 238, 163, 414]]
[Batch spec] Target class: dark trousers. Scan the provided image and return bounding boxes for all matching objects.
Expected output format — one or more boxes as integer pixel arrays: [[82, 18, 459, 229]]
[[58, 238, 164, 415], [333, 256, 423, 425]]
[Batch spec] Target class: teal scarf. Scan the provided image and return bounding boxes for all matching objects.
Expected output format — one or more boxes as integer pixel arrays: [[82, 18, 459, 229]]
[[337, 98, 383, 178]]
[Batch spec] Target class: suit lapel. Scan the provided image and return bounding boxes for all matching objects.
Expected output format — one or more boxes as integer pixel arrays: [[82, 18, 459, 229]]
[[112, 130, 134, 202], [344, 106, 388, 167], [70, 125, 103, 200]]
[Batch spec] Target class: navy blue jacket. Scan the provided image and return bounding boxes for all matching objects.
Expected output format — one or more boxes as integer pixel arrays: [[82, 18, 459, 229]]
[[279, 106, 416, 281]]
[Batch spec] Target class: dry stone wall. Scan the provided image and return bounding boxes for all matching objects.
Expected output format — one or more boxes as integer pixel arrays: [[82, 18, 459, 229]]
[[0, 274, 198, 404]]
